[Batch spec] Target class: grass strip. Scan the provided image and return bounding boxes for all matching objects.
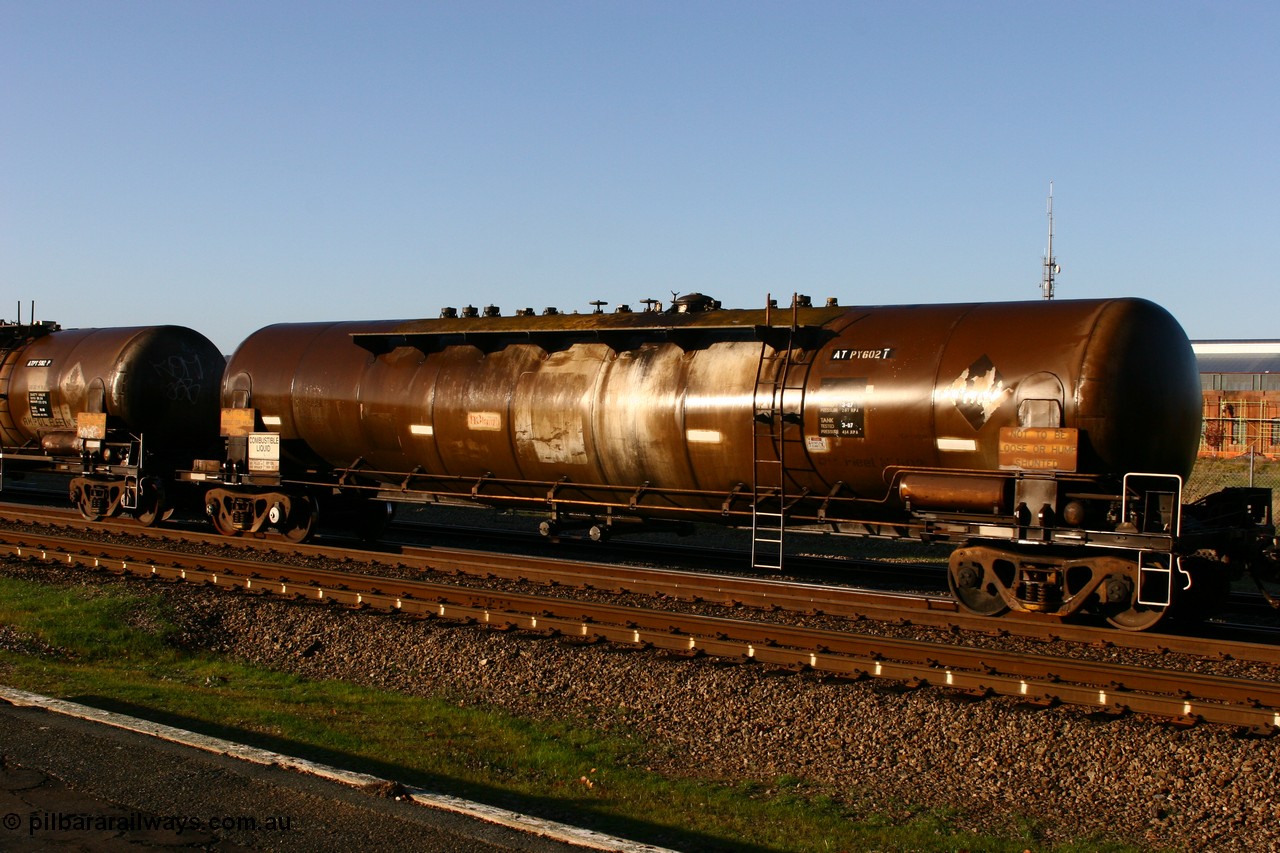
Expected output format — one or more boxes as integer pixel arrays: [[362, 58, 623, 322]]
[[0, 572, 1134, 852]]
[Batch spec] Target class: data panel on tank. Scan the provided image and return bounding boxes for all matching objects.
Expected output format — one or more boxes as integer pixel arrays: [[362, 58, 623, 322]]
[[28, 391, 53, 420], [817, 378, 867, 438]]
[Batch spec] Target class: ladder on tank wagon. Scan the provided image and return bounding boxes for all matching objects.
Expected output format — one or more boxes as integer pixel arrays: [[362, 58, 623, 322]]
[[750, 294, 816, 571]]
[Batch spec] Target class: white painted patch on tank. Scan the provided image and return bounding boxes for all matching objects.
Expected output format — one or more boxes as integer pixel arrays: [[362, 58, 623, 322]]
[[466, 411, 502, 431]]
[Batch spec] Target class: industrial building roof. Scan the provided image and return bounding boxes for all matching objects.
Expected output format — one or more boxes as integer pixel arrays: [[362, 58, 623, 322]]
[[1193, 341, 1280, 374]]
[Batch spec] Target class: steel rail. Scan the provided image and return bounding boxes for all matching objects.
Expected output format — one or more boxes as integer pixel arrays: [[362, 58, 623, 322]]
[[3, 534, 1279, 732], [3, 506, 1280, 664]]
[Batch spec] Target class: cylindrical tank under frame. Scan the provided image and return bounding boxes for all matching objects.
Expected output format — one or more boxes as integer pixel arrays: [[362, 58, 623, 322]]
[[208, 296, 1226, 628], [220, 297, 1200, 500], [0, 323, 226, 523]]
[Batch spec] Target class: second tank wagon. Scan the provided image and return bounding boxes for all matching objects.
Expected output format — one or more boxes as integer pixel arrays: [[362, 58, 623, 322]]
[[0, 320, 225, 523], [191, 294, 1257, 628]]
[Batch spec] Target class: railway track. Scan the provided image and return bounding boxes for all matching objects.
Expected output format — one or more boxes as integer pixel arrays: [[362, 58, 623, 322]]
[[4, 502, 1279, 655], [2, 516, 1280, 732], [10, 488, 1279, 632], [0, 483, 951, 586]]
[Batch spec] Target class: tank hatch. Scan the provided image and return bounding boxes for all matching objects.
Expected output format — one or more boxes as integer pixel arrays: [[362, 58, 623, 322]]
[[350, 304, 845, 356]]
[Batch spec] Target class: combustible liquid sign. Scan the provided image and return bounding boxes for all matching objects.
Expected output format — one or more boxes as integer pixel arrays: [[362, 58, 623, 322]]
[[248, 432, 281, 472], [998, 427, 1078, 471]]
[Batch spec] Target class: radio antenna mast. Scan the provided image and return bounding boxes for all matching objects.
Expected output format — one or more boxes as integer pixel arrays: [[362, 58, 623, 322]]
[[1041, 181, 1060, 300]]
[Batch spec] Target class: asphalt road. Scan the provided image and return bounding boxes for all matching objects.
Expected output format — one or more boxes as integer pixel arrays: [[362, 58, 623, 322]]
[[0, 695, 629, 852]]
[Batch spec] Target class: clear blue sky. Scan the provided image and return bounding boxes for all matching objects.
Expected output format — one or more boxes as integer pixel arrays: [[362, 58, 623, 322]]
[[3, 2, 1276, 353]]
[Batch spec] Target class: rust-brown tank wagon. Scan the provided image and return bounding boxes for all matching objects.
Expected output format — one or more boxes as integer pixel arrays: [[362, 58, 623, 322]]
[[195, 294, 1274, 630], [0, 322, 226, 523], [217, 298, 1199, 504]]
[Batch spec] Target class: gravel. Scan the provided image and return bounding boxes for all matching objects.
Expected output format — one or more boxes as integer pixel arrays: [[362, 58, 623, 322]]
[[2, 551, 1279, 851]]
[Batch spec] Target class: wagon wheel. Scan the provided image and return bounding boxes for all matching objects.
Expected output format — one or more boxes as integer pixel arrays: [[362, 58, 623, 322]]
[[71, 483, 103, 522], [1103, 601, 1168, 631], [206, 495, 242, 537], [1097, 572, 1168, 631], [133, 482, 167, 527], [212, 515, 243, 537], [1248, 564, 1280, 611], [283, 497, 318, 543], [947, 552, 1010, 617]]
